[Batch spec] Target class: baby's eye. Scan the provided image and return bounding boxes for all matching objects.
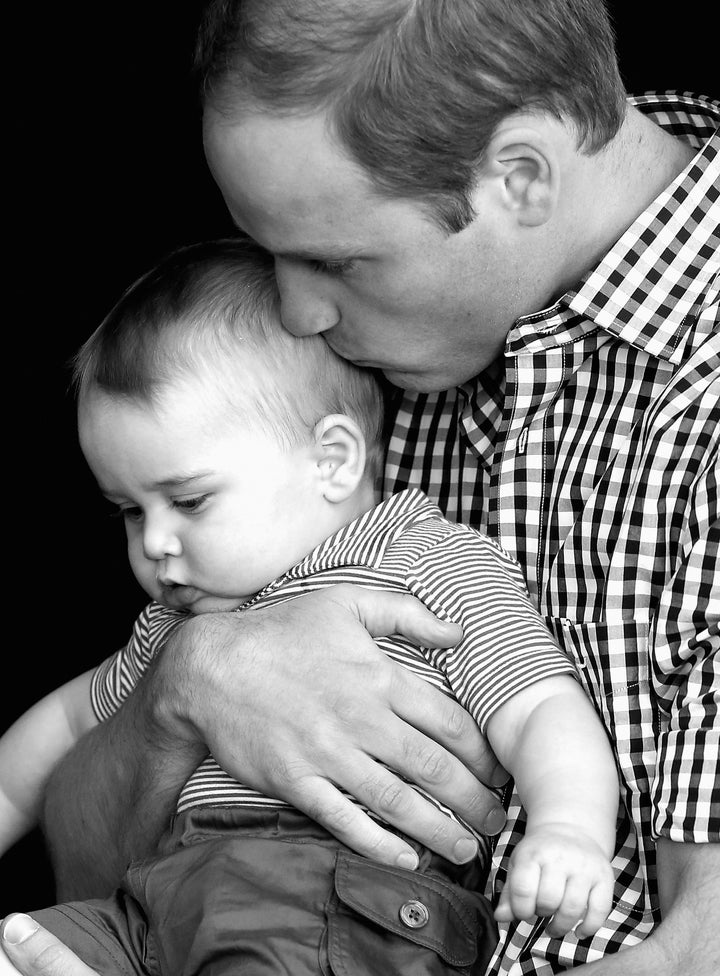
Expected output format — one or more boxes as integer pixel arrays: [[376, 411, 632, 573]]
[[117, 506, 143, 523], [173, 494, 210, 514]]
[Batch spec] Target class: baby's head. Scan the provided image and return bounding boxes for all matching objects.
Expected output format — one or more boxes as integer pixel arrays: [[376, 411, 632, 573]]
[[75, 238, 386, 613]]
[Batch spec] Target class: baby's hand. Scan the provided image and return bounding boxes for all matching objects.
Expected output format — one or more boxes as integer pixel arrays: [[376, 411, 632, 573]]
[[494, 823, 614, 938]]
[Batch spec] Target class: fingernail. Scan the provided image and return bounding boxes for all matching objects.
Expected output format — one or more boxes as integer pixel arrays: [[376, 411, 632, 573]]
[[453, 837, 478, 862], [396, 850, 419, 870], [483, 806, 507, 835], [490, 765, 511, 787], [3, 913, 39, 945]]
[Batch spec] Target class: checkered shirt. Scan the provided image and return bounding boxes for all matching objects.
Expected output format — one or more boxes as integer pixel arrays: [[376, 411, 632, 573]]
[[383, 92, 719, 974]]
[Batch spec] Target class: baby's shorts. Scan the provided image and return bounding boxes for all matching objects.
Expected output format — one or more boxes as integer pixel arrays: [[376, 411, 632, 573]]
[[30, 806, 498, 975]]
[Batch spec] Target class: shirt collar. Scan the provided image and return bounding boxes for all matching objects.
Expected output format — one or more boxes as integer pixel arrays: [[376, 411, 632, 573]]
[[268, 488, 439, 588]]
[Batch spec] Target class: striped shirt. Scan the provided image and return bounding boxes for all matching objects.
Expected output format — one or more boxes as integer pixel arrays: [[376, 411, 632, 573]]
[[384, 92, 719, 974], [92, 487, 575, 852]]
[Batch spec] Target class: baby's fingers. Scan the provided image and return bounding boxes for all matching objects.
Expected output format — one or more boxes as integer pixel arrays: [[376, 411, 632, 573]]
[[574, 876, 614, 938], [546, 869, 614, 938], [494, 860, 542, 922], [545, 874, 591, 936]]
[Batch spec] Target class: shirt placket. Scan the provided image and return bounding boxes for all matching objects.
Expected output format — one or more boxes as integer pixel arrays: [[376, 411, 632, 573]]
[[492, 340, 567, 604]]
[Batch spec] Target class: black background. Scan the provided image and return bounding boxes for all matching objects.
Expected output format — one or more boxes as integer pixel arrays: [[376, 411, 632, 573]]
[[2, 2, 717, 912]]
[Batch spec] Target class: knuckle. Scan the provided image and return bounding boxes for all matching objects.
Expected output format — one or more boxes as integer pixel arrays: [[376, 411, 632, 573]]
[[308, 796, 357, 836], [462, 787, 497, 820], [442, 701, 472, 741], [402, 740, 452, 785], [509, 876, 537, 899], [425, 817, 455, 850], [561, 895, 588, 916], [373, 779, 409, 816], [27, 942, 69, 974], [360, 829, 396, 863]]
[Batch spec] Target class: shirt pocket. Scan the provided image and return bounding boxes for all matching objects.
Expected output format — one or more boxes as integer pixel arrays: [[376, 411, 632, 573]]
[[546, 617, 658, 799]]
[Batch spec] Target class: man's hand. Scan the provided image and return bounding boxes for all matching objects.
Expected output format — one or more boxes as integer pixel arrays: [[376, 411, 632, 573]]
[[42, 585, 507, 898], [161, 585, 508, 868], [0, 915, 98, 976]]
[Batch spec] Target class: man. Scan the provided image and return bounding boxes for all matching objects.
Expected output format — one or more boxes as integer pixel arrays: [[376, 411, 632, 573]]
[[3, 1, 718, 973]]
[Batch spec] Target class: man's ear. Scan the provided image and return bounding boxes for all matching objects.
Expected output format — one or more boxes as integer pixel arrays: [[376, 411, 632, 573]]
[[313, 414, 367, 503], [478, 119, 559, 227]]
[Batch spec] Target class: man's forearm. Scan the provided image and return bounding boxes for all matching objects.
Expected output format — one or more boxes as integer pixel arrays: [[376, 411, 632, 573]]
[[575, 839, 719, 975], [41, 655, 207, 901]]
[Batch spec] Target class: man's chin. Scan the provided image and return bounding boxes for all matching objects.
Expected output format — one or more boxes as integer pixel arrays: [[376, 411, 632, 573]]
[[381, 367, 465, 394]]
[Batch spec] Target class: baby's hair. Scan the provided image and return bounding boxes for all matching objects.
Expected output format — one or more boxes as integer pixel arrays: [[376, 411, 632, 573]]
[[73, 237, 386, 480]]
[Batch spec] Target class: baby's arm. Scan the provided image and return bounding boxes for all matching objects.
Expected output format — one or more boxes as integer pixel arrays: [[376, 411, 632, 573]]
[[0, 669, 98, 855], [487, 674, 618, 937]]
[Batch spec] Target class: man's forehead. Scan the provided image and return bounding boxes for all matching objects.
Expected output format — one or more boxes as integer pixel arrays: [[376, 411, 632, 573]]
[[204, 106, 376, 201], [205, 114, 386, 245]]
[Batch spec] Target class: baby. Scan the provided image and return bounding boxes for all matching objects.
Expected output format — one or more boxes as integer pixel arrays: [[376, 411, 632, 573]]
[[0, 238, 618, 975]]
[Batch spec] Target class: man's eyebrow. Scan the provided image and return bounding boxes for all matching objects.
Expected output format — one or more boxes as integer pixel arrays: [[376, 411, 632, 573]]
[[271, 244, 361, 261], [229, 221, 365, 262]]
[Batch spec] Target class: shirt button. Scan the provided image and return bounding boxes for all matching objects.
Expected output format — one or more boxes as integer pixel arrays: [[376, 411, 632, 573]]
[[399, 900, 430, 928]]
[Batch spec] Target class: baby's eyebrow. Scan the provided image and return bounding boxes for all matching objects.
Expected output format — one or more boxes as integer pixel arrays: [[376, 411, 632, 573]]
[[154, 471, 214, 490]]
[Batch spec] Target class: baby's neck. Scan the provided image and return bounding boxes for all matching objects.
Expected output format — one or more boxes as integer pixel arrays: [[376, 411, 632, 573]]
[[331, 478, 380, 533]]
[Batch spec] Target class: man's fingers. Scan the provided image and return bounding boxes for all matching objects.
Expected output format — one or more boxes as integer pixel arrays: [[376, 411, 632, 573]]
[[296, 777, 422, 867], [0, 938, 20, 976], [294, 768, 480, 867], [387, 664, 509, 789], [1, 914, 99, 976], [312, 693, 507, 845], [326, 584, 464, 647]]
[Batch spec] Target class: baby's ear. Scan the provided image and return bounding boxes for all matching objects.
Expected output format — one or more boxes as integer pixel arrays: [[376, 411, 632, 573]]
[[313, 414, 367, 503]]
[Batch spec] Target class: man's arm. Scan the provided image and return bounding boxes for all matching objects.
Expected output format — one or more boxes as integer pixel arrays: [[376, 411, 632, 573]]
[[574, 839, 719, 975], [43, 586, 507, 899], [0, 671, 96, 859]]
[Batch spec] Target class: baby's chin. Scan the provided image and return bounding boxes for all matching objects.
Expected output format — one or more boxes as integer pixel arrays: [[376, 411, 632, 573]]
[[187, 594, 252, 614], [153, 587, 251, 615]]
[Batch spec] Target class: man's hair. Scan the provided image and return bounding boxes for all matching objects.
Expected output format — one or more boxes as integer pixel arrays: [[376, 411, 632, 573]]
[[73, 237, 386, 480], [194, 0, 627, 232]]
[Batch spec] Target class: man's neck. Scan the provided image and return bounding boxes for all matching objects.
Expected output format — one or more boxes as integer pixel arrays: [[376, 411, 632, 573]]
[[552, 103, 696, 299]]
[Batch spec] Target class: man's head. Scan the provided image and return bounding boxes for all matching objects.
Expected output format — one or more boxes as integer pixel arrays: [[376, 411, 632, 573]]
[[196, 0, 626, 232], [197, 1, 628, 390], [75, 238, 385, 613]]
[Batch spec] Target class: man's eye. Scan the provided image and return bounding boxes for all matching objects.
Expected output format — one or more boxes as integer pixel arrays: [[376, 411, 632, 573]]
[[310, 258, 355, 276], [173, 494, 210, 513]]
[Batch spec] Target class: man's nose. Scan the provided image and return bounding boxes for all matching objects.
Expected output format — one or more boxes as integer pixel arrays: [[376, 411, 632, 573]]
[[275, 258, 340, 337], [142, 519, 181, 561]]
